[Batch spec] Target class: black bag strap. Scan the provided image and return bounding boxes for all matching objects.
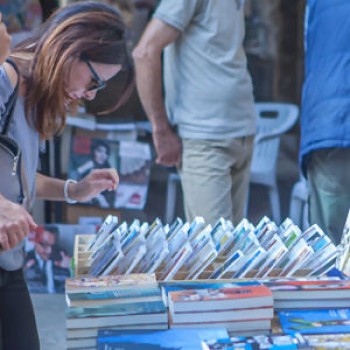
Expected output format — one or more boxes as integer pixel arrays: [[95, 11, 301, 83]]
[[1, 58, 20, 135]]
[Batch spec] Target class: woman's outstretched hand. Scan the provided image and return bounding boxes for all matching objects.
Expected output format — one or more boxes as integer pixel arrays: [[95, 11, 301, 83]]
[[69, 168, 119, 202]]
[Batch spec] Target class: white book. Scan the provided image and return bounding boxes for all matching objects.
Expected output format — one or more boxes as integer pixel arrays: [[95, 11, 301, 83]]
[[186, 240, 218, 280], [170, 319, 271, 332], [171, 307, 273, 324], [337, 209, 350, 272], [162, 242, 193, 281], [209, 250, 244, 279], [233, 246, 267, 278], [87, 215, 118, 251], [255, 238, 288, 278]]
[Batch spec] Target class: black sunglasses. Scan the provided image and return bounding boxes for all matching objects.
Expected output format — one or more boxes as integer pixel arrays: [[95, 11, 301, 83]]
[[83, 58, 107, 92]]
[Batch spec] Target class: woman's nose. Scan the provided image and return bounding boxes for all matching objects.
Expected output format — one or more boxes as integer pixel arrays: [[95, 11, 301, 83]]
[[84, 90, 97, 101]]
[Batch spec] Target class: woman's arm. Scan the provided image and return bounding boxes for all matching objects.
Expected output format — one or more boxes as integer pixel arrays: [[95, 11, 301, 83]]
[[36, 169, 119, 203], [0, 12, 11, 64]]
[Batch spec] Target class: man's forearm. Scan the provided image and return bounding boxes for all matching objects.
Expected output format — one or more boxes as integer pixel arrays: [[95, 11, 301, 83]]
[[133, 47, 171, 133]]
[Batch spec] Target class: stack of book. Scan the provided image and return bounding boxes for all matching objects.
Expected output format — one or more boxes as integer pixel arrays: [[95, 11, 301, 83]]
[[167, 285, 274, 335], [265, 278, 350, 310], [75, 213, 340, 281], [65, 273, 168, 349]]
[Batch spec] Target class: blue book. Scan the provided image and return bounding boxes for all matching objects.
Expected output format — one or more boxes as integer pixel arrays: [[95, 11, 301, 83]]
[[203, 334, 306, 350], [278, 309, 350, 335], [97, 328, 228, 350], [66, 300, 166, 318], [98, 343, 161, 350], [66, 287, 161, 307]]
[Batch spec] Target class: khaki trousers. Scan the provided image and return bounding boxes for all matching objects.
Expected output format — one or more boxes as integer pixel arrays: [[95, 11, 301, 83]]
[[179, 136, 254, 226], [307, 147, 350, 245]]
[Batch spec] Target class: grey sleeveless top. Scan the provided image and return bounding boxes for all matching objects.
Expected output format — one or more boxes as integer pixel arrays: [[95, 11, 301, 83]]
[[0, 65, 41, 271]]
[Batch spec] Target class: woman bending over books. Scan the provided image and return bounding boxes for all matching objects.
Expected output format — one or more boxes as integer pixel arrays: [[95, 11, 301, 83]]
[[0, 2, 133, 349]]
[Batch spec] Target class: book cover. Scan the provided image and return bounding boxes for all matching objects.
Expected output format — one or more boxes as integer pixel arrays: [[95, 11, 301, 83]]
[[168, 285, 273, 313], [265, 278, 350, 300], [87, 215, 119, 252], [185, 226, 212, 267], [141, 240, 169, 274], [280, 241, 313, 277], [203, 333, 307, 350], [116, 243, 147, 275], [187, 217, 206, 241], [24, 224, 96, 294], [66, 300, 167, 319], [166, 217, 184, 241], [278, 309, 350, 335], [255, 236, 288, 278], [68, 135, 119, 209], [97, 328, 228, 350], [212, 227, 233, 255], [209, 250, 244, 279], [279, 224, 301, 249], [89, 236, 123, 277], [68, 135, 152, 210], [304, 333, 350, 348], [186, 240, 218, 280], [66, 287, 162, 308], [98, 342, 161, 350], [65, 273, 156, 294], [232, 246, 267, 278], [161, 280, 262, 298], [161, 241, 192, 281]]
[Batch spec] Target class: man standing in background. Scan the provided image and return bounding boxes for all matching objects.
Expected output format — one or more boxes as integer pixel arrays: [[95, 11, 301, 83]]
[[300, 0, 350, 244], [133, 0, 256, 225]]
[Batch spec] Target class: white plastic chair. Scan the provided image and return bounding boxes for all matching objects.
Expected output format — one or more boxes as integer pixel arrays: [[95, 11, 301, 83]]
[[246, 102, 299, 224], [289, 176, 309, 230]]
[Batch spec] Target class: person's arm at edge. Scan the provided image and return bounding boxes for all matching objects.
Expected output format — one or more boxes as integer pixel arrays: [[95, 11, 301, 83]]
[[0, 28, 34, 251], [132, 18, 182, 167], [0, 12, 11, 64], [36, 169, 119, 203]]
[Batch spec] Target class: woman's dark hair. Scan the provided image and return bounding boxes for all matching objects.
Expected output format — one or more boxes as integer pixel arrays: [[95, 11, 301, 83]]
[[11, 1, 134, 139], [91, 139, 111, 166]]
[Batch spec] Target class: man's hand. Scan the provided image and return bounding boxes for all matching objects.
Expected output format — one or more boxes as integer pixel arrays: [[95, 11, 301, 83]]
[[0, 197, 37, 251], [69, 168, 119, 202], [54, 251, 71, 269], [0, 13, 11, 64], [153, 127, 182, 167]]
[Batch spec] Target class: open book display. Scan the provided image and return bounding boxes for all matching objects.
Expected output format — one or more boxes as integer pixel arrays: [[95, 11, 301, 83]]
[[73, 214, 341, 281]]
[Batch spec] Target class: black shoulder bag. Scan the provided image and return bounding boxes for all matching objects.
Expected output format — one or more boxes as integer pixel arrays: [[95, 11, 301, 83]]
[[0, 59, 31, 210]]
